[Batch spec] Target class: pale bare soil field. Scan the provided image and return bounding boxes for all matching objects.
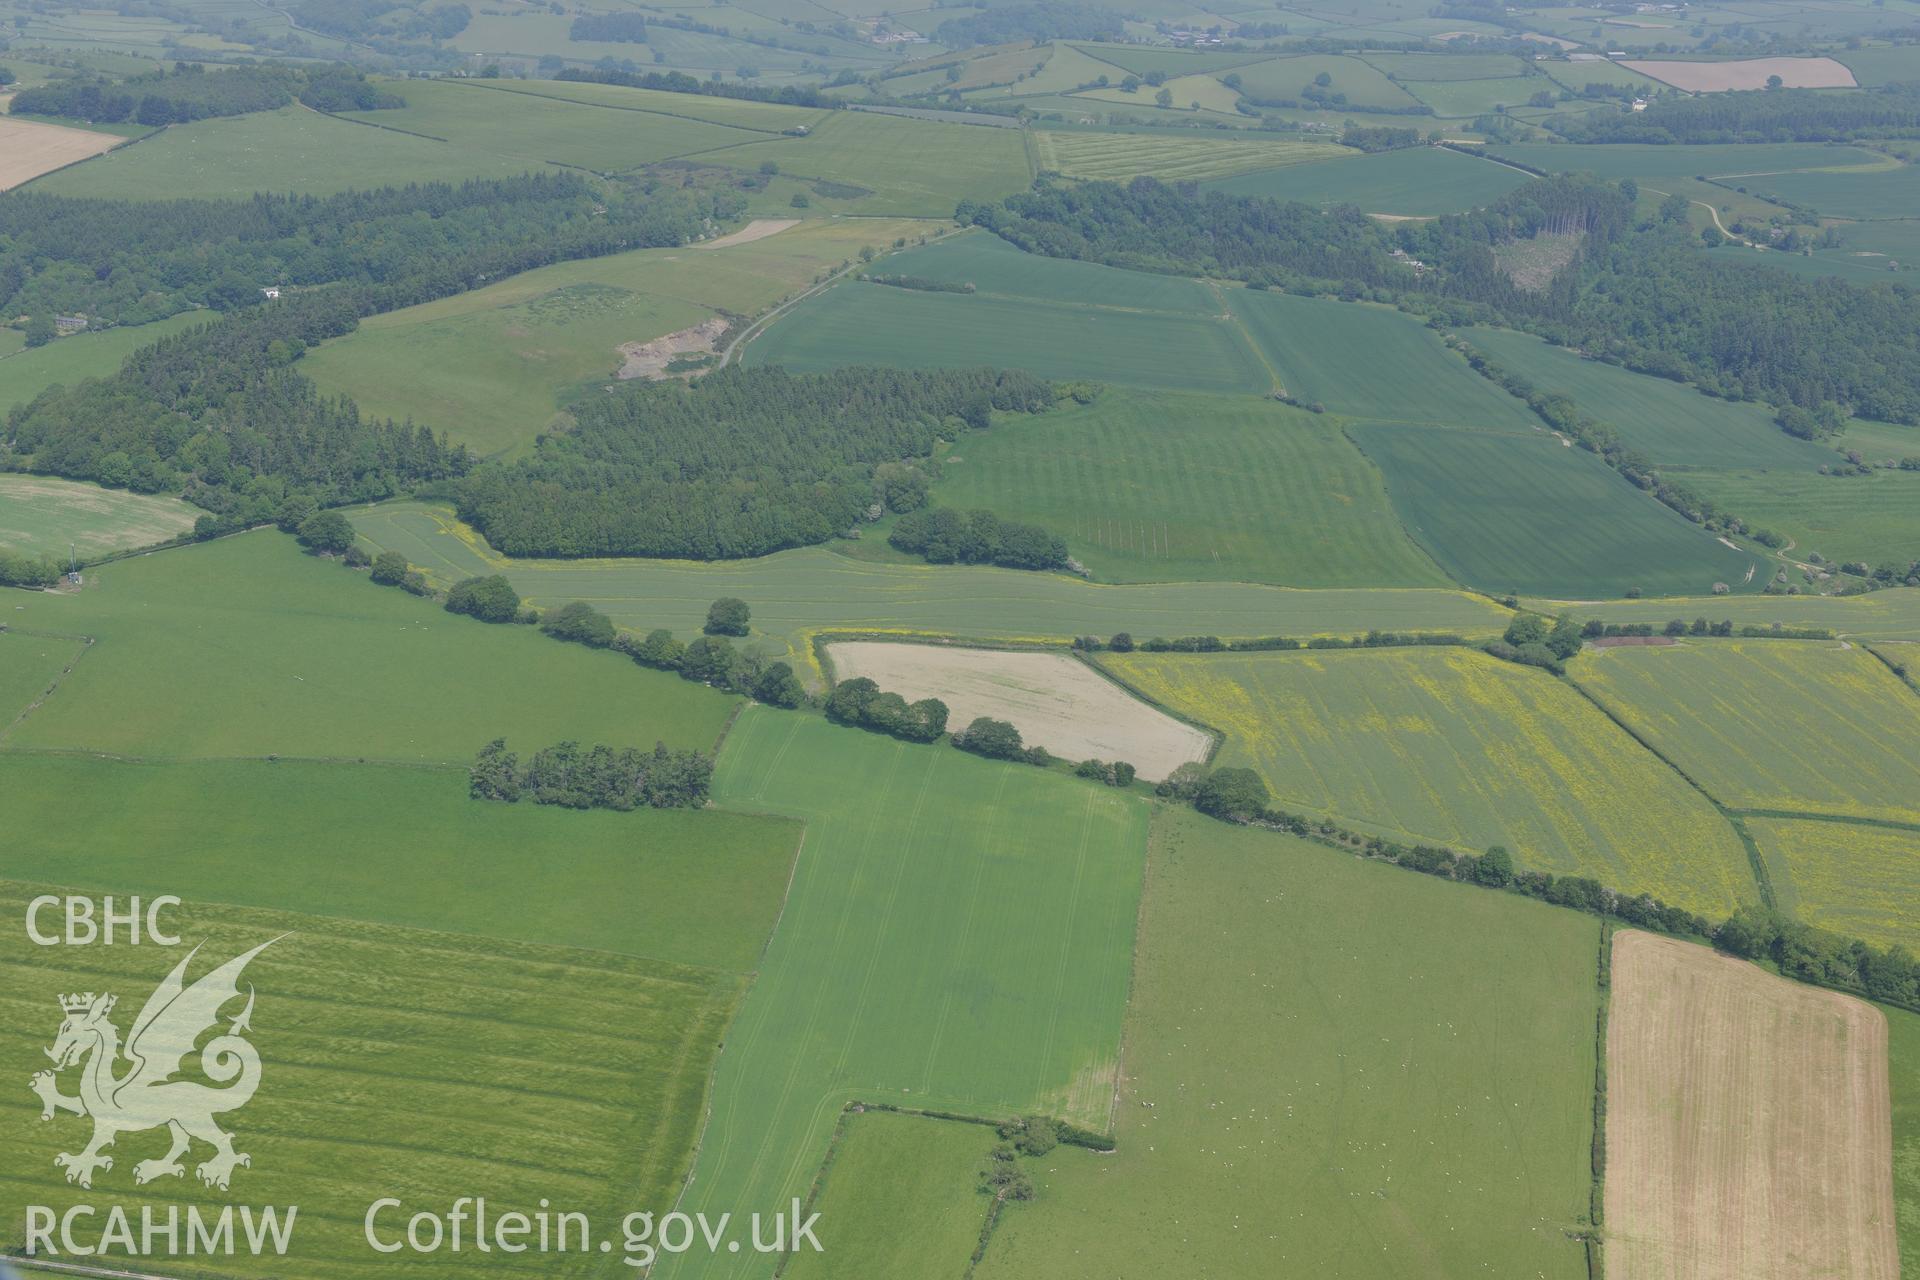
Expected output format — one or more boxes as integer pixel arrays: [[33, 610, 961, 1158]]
[[824, 641, 1213, 780], [697, 218, 798, 249], [1620, 57, 1856, 91], [1606, 930, 1896, 1280], [617, 316, 727, 379], [0, 117, 121, 190]]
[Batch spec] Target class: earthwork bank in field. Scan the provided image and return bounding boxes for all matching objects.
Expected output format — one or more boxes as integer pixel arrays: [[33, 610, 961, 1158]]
[[824, 641, 1212, 781], [1605, 930, 1896, 1280]]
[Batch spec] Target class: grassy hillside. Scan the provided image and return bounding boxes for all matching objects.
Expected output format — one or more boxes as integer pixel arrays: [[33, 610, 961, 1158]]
[[928, 388, 1450, 587], [659, 707, 1149, 1279], [1206, 144, 1532, 216], [1571, 639, 1920, 824], [1105, 647, 1759, 916], [0, 311, 202, 413], [975, 809, 1599, 1280], [0, 531, 738, 761], [0, 473, 198, 559]]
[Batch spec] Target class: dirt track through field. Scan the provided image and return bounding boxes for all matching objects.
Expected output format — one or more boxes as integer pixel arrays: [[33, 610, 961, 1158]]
[[825, 641, 1212, 781], [698, 218, 798, 249], [0, 117, 120, 190], [1605, 930, 1896, 1280]]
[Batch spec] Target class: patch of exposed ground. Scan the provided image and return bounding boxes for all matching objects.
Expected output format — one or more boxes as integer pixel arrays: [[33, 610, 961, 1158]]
[[617, 316, 728, 380]]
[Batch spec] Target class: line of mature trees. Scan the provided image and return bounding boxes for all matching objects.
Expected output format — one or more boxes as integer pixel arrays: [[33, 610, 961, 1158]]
[[1555, 83, 1920, 144], [888, 507, 1069, 571], [0, 171, 719, 329], [960, 173, 1920, 428], [469, 738, 713, 810], [455, 366, 1058, 560], [2, 178, 733, 524], [824, 676, 948, 742], [10, 62, 400, 126]]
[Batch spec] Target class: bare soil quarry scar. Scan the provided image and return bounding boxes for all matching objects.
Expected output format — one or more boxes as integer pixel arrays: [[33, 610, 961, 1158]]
[[617, 316, 727, 380], [824, 641, 1213, 781], [1604, 930, 1896, 1280]]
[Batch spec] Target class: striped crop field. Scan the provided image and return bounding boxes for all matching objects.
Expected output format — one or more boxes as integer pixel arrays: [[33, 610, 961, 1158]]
[[1032, 130, 1351, 182], [1103, 646, 1759, 916], [1571, 640, 1920, 824]]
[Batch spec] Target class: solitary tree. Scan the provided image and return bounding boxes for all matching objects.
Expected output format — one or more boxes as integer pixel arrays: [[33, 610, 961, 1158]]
[[705, 597, 751, 636]]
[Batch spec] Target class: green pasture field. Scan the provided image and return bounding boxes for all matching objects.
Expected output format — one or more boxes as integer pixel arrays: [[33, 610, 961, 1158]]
[[302, 217, 932, 457], [1360, 51, 1531, 79], [783, 1112, 997, 1280], [1073, 71, 1246, 115], [0, 884, 746, 1280], [443, 77, 829, 132], [863, 232, 1222, 312], [0, 754, 798, 969], [929, 387, 1451, 587], [1226, 52, 1425, 109], [1891, 1004, 1920, 1274], [1572, 639, 1920, 824], [1747, 815, 1919, 955], [743, 279, 1271, 394], [1349, 422, 1764, 598], [658, 707, 1149, 1280], [676, 109, 1033, 217], [351, 501, 1514, 675], [1105, 647, 1758, 915], [32, 105, 552, 200], [1839, 42, 1920, 85], [967, 41, 1118, 96], [1528, 586, 1920, 640], [342, 78, 767, 172], [1463, 327, 1837, 471], [1068, 42, 1273, 78], [0, 629, 83, 726], [1224, 291, 1541, 429], [1702, 241, 1911, 286], [1402, 76, 1544, 116], [0, 312, 203, 412], [1688, 466, 1920, 568], [1489, 141, 1885, 183], [1841, 416, 1920, 458], [976, 808, 1600, 1280], [0, 473, 199, 559], [1539, 59, 1665, 95], [1737, 159, 1920, 220], [1206, 143, 1531, 215], [0, 531, 738, 761], [1032, 128, 1350, 181]]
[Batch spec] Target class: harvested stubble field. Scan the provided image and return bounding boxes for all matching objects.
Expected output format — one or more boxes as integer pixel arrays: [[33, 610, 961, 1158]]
[[351, 501, 1515, 675], [1746, 816, 1920, 954], [824, 640, 1212, 781], [1031, 129, 1350, 182], [0, 883, 751, 1280], [1619, 55, 1857, 91], [1103, 646, 1758, 916], [1571, 640, 1920, 825], [0, 472, 199, 558], [0, 115, 121, 188], [975, 809, 1600, 1280], [1605, 930, 1897, 1280]]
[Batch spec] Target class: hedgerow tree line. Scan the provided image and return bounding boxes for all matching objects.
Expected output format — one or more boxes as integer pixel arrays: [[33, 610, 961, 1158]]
[[9, 62, 401, 126]]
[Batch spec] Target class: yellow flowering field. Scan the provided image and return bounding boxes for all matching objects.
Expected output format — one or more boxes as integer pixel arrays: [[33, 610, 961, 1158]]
[[1749, 816, 1920, 952], [1104, 647, 1757, 917], [1572, 640, 1920, 824]]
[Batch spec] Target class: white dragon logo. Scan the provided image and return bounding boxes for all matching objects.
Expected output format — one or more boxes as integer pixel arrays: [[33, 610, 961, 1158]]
[[29, 939, 280, 1192]]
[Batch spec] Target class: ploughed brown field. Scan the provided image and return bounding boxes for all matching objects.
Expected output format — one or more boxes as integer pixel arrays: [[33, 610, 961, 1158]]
[[1605, 930, 1896, 1280], [0, 117, 120, 190]]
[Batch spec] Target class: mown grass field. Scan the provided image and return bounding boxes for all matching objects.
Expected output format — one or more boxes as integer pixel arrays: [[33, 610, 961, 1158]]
[[0, 884, 748, 1280], [1032, 128, 1350, 182], [976, 808, 1600, 1280], [1223, 290, 1541, 429], [0, 754, 798, 969], [1572, 640, 1920, 824], [783, 1112, 997, 1280], [33, 105, 554, 200], [929, 387, 1450, 587], [296, 223, 1019, 457], [744, 279, 1271, 393], [1349, 422, 1764, 598], [1205, 144, 1532, 216], [0, 311, 202, 413], [0, 531, 738, 761], [1104, 647, 1759, 916], [659, 707, 1149, 1280], [351, 501, 1515, 674], [0, 473, 199, 559], [1748, 816, 1919, 955], [1463, 327, 1838, 471]]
